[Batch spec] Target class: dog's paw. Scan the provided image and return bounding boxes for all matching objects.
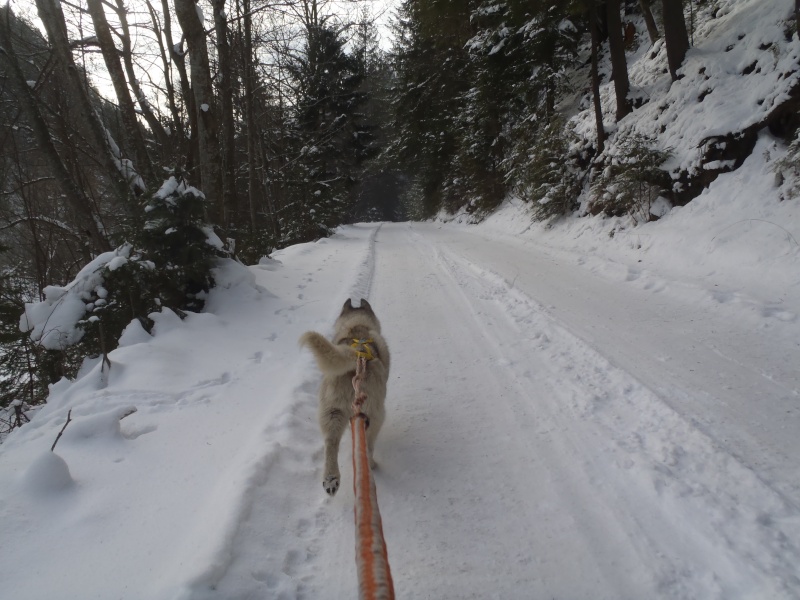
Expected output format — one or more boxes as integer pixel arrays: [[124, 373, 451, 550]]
[[323, 474, 340, 496]]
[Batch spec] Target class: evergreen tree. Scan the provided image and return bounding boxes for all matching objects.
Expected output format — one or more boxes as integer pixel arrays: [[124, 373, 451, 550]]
[[284, 22, 367, 242], [139, 178, 224, 314], [0, 264, 41, 409], [506, 118, 582, 221], [351, 11, 405, 222], [389, 0, 582, 217], [15, 177, 226, 402], [473, 1, 580, 207], [389, 0, 472, 217], [775, 130, 800, 200], [590, 134, 672, 222]]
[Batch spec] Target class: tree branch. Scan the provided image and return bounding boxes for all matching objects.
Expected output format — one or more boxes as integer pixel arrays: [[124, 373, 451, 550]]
[[0, 216, 81, 238], [51, 409, 72, 452]]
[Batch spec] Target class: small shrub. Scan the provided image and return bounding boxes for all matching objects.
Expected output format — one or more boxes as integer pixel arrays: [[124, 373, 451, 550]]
[[0, 269, 47, 408], [590, 134, 673, 223], [140, 178, 224, 313], [75, 244, 159, 359], [17, 178, 226, 402], [505, 118, 582, 221]]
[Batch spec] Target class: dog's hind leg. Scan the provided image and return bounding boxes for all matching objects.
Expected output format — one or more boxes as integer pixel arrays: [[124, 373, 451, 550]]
[[319, 407, 348, 495], [365, 414, 384, 470]]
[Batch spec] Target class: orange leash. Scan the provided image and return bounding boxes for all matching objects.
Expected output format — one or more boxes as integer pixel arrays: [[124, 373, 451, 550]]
[[351, 356, 395, 600]]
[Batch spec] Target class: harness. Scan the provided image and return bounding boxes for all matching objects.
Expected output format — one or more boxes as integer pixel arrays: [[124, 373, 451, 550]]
[[350, 338, 375, 361]]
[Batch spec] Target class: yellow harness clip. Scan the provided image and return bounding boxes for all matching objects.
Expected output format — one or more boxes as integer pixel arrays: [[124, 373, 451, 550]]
[[351, 338, 375, 361]]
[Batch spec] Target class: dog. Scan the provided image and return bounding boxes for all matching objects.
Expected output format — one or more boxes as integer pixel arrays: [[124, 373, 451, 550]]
[[299, 299, 390, 495]]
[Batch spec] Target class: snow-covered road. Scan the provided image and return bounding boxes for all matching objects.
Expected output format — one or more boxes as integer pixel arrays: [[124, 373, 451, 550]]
[[197, 222, 800, 599], [2, 221, 798, 600]]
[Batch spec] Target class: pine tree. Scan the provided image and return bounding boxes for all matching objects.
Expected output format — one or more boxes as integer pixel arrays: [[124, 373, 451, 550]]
[[389, 0, 472, 217], [590, 134, 672, 222], [0, 263, 41, 409], [139, 178, 224, 313], [351, 10, 403, 222], [284, 22, 367, 242], [507, 118, 582, 221]]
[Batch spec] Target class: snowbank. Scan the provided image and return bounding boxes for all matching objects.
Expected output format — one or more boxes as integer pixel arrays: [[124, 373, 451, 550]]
[[572, 0, 800, 187], [475, 132, 799, 311]]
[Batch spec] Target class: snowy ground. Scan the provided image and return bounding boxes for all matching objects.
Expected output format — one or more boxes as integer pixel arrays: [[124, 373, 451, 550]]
[[1, 133, 800, 599]]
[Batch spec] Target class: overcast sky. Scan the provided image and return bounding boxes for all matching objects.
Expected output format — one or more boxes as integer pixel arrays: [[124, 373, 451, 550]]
[[364, 0, 401, 48], [11, 0, 401, 47], [9, 0, 401, 102]]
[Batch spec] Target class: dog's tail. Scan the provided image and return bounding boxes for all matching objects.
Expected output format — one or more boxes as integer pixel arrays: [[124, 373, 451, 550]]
[[299, 331, 358, 376]]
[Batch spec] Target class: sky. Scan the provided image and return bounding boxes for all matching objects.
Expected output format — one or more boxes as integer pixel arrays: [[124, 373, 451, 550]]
[[9, 0, 401, 102]]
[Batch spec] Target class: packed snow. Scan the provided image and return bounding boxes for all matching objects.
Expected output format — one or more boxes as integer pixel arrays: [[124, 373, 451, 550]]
[[1, 127, 798, 598], [2, 0, 800, 596]]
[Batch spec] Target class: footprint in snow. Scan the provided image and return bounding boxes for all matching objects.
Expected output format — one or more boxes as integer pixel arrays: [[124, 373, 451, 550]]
[[296, 518, 311, 536], [282, 549, 307, 576], [761, 306, 796, 322], [711, 289, 735, 304]]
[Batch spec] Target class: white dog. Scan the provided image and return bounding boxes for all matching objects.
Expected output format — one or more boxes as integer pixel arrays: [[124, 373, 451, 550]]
[[299, 299, 390, 495]]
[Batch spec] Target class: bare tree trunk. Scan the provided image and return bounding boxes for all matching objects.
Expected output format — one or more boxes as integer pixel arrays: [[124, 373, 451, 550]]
[[302, 0, 319, 30], [0, 9, 110, 256], [606, 0, 631, 121], [255, 117, 281, 241], [113, 0, 171, 152], [86, 0, 154, 186], [589, 0, 605, 155], [174, 0, 224, 223], [162, 0, 197, 172], [662, 0, 690, 81], [263, 75, 284, 242], [241, 0, 258, 232], [212, 0, 237, 229], [33, 0, 136, 204], [639, 0, 660, 45], [144, 0, 182, 149]]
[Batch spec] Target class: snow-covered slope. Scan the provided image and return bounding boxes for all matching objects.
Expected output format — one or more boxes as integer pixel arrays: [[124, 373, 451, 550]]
[[1, 129, 798, 598], [568, 0, 800, 207], [480, 132, 799, 321]]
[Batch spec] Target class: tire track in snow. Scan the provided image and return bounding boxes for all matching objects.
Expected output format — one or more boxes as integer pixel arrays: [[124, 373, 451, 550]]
[[347, 223, 381, 303], [372, 225, 586, 598], [428, 236, 800, 598], [420, 222, 800, 505]]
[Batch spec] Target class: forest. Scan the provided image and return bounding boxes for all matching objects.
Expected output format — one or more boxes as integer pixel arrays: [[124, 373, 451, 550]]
[[1, 0, 799, 424]]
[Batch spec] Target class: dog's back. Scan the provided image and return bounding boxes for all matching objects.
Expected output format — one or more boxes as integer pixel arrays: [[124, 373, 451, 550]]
[[299, 299, 390, 495]]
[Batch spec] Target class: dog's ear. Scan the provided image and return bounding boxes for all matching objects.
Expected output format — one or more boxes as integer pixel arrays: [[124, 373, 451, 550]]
[[341, 298, 354, 314], [360, 299, 375, 316]]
